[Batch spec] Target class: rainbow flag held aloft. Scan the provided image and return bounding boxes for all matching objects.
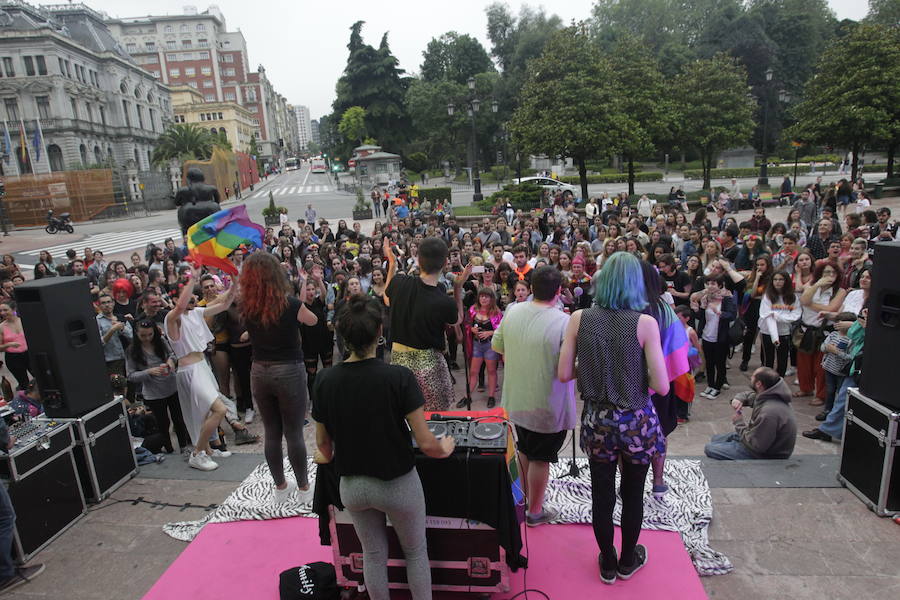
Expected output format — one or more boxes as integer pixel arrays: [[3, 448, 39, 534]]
[[186, 205, 264, 275]]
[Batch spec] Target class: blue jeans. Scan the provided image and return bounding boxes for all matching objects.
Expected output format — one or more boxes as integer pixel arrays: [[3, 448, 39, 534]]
[[820, 376, 855, 439], [0, 483, 15, 578], [704, 432, 760, 460], [823, 371, 845, 414]]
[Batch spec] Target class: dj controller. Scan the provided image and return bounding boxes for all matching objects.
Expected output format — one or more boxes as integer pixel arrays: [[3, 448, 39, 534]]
[[412, 418, 508, 453]]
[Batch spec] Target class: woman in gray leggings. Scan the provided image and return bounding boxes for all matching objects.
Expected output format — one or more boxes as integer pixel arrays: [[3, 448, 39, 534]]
[[313, 294, 455, 600]]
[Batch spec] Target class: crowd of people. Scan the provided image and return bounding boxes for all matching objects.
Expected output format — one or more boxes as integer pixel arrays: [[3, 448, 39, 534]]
[[0, 170, 893, 596]]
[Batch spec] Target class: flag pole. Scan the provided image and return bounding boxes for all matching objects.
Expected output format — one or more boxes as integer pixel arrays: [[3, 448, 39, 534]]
[[35, 118, 49, 174], [3, 120, 20, 176], [19, 120, 34, 175]]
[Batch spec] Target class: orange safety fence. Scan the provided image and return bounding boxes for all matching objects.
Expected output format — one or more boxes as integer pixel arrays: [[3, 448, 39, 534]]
[[2, 170, 115, 226]]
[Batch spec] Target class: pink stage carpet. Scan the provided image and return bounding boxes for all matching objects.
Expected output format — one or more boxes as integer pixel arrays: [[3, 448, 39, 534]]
[[143, 516, 708, 599]]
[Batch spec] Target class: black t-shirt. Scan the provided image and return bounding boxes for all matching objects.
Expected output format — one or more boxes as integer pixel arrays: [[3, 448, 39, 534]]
[[245, 295, 303, 361], [312, 359, 424, 480], [662, 270, 692, 306], [386, 273, 457, 350], [722, 243, 740, 263]]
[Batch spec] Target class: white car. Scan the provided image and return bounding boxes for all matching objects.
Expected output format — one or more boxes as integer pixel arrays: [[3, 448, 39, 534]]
[[514, 176, 577, 198]]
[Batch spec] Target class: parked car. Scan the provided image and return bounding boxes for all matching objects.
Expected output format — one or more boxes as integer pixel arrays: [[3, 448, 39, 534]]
[[514, 176, 577, 199]]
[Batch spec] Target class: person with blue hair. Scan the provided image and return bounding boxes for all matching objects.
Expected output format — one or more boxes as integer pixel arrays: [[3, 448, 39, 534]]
[[559, 252, 669, 585]]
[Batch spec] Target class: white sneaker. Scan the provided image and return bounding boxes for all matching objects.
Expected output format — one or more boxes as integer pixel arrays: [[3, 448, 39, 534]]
[[708, 389, 721, 398], [244, 408, 255, 424], [722, 383, 730, 390], [273, 479, 298, 504], [210, 448, 232, 458], [296, 485, 314, 505], [785, 367, 797, 377], [700, 387, 713, 398], [188, 451, 219, 471]]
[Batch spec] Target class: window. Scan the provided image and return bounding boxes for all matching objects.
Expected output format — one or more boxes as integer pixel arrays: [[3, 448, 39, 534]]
[[201, 66, 211, 75], [4, 98, 19, 121], [185, 67, 195, 76], [251, 118, 259, 126], [218, 112, 223, 120], [151, 71, 160, 78], [197, 51, 210, 60], [36, 56, 46, 75], [188, 81, 197, 89], [200, 113, 205, 121], [204, 94, 215, 102], [145, 42, 156, 52], [223, 54, 233, 63], [23, 56, 35, 76], [70, 97, 78, 119], [58, 57, 65, 75], [3, 57, 15, 77], [164, 25, 173, 33], [99, 105, 107, 125], [223, 67, 234, 76], [246, 89, 257, 101], [169, 68, 180, 78], [84, 102, 92, 122], [64, 60, 71, 78], [224, 92, 235, 101], [180, 24, 188, 32], [122, 100, 131, 126], [137, 105, 144, 129], [202, 80, 213, 88], [149, 108, 156, 132], [197, 23, 206, 32], [126, 43, 137, 53], [198, 39, 208, 48], [35, 96, 50, 119], [165, 53, 177, 61], [166, 40, 176, 50], [181, 39, 192, 49]]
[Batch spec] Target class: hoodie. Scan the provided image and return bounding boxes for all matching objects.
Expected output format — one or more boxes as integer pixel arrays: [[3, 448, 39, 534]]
[[733, 378, 797, 458]]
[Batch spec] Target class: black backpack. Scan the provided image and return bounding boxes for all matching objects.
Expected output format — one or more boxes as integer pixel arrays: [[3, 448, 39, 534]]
[[279, 562, 339, 600]]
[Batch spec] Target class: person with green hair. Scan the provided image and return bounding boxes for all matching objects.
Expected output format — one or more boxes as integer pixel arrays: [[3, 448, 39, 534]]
[[558, 252, 669, 585]]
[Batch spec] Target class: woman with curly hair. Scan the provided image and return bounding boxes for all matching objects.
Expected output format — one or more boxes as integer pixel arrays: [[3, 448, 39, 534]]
[[241, 251, 318, 503]]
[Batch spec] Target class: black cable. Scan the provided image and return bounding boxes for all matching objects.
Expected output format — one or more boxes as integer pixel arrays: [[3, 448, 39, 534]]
[[88, 496, 219, 513]]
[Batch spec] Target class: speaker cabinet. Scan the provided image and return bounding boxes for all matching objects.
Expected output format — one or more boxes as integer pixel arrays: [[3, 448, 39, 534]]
[[860, 241, 900, 411], [13, 277, 112, 417]]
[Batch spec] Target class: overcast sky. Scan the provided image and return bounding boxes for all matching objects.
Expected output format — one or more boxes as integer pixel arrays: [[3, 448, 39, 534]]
[[89, 0, 869, 120]]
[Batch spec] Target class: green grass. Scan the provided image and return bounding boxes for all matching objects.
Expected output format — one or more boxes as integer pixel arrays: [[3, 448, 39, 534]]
[[453, 205, 491, 216]]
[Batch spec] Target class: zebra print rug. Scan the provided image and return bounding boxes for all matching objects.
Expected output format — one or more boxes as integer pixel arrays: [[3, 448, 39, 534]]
[[163, 457, 732, 576]]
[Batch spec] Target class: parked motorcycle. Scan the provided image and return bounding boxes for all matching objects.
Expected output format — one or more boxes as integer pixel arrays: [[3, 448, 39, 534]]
[[45, 210, 74, 234]]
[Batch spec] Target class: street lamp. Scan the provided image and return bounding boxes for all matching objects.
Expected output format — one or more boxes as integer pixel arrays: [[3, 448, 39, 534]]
[[758, 68, 774, 186], [448, 78, 498, 203]]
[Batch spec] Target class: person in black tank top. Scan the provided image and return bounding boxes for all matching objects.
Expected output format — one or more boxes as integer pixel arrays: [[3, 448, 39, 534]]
[[559, 252, 670, 585]]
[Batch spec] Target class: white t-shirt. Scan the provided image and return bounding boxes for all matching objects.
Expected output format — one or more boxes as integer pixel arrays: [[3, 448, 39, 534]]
[[165, 307, 214, 360], [702, 304, 721, 342], [841, 289, 865, 317]]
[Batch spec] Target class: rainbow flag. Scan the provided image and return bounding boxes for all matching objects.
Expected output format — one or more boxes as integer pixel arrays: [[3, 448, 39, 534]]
[[186, 205, 264, 275]]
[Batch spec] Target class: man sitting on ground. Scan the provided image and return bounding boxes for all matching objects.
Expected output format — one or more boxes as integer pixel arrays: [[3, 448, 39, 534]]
[[704, 367, 797, 460]]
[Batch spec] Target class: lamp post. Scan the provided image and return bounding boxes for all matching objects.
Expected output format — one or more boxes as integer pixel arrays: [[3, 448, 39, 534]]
[[758, 68, 774, 186], [448, 77, 498, 203]]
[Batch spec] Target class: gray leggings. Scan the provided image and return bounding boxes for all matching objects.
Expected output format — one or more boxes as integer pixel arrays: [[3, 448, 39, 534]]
[[339, 468, 431, 600], [250, 360, 309, 488]]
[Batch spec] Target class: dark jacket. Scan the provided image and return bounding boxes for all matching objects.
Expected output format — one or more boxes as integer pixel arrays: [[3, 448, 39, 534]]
[[733, 378, 797, 458], [693, 294, 736, 344]]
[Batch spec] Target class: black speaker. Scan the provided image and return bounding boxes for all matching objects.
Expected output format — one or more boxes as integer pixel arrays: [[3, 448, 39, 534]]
[[860, 240, 900, 410], [13, 277, 112, 417]]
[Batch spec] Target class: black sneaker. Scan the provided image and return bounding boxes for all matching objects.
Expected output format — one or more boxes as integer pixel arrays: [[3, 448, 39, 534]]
[[815, 410, 829, 422], [598, 549, 617, 585], [0, 563, 45, 594], [486, 397, 496, 409], [455, 397, 470, 409], [617, 544, 647, 580]]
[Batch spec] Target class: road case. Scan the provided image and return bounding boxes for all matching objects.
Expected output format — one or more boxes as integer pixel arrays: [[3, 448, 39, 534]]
[[330, 507, 510, 594], [837, 387, 899, 517], [37, 397, 137, 503], [0, 420, 86, 563]]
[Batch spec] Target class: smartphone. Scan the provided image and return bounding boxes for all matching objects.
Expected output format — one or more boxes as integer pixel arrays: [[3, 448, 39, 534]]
[[472, 265, 485, 274]]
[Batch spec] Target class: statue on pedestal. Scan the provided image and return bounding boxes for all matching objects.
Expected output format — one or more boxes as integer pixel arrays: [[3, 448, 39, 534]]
[[174, 168, 221, 234]]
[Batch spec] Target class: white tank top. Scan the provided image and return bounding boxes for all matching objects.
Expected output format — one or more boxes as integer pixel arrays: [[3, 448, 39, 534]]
[[165, 307, 214, 359]]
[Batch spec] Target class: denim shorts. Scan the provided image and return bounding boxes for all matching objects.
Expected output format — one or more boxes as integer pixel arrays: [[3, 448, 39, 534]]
[[472, 338, 500, 361], [580, 400, 666, 464]]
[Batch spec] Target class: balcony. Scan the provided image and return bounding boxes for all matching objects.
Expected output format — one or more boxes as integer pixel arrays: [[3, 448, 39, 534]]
[[40, 119, 160, 142]]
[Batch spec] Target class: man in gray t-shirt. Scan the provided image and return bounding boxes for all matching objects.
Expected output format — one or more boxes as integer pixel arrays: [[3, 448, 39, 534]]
[[492, 266, 576, 527]]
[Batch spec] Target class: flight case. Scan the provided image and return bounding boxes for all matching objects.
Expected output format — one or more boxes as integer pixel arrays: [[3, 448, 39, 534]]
[[837, 388, 899, 517], [329, 507, 510, 594], [37, 397, 137, 503]]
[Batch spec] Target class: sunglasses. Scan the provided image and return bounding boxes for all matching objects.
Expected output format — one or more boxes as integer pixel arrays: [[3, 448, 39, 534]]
[[138, 320, 155, 328]]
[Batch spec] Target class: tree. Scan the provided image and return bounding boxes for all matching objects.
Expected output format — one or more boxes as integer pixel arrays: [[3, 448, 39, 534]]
[[248, 135, 262, 173], [420, 32, 494, 85], [866, 0, 900, 26], [673, 54, 756, 190], [607, 37, 675, 194], [789, 24, 900, 180], [330, 22, 410, 158], [510, 25, 631, 201], [405, 78, 468, 169], [338, 106, 368, 146], [211, 130, 232, 152], [152, 123, 214, 164]]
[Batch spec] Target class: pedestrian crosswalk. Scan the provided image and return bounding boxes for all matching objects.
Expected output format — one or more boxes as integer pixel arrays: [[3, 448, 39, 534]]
[[248, 185, 332, 199], [20, 228, 184, 259]]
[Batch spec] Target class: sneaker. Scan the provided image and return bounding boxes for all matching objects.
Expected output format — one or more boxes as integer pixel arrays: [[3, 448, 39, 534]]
[[455, 397, 471, 409], [802, 428, 832, 442], [296, 485, 314, 505], [487, 396, 497, 409], [525, 506, 559, 527], [210, 447, 232, 458], [244, 408, 255, 424], [652, 483, 669, 498], [785, 366, 797, 377], [722, 382, 730, 390], [598, 550, 617, 585], [181, 446, 193, 461], [699, 387, 712, 398], [234, 429, 259, 445], [0, 563, 45, 594], [188, 451, 219, 471], [708, 389, 721, 398], [617, 544, 648, 580], [273, 479, 298, 504], [739, 361, 748, 372], [815, 410, 829, 422]]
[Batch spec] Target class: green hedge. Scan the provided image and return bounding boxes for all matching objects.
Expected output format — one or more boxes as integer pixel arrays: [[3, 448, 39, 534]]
[[557, 172, 663, 184], [419, 187, 452, 203], [683, 166, 797, 180], [481, 183, 544, 211]]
